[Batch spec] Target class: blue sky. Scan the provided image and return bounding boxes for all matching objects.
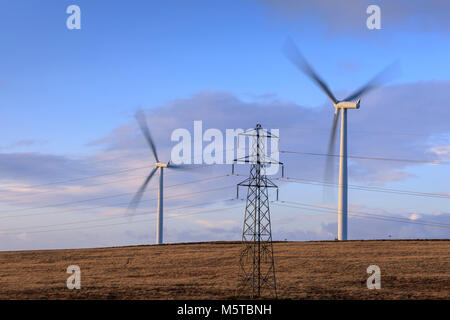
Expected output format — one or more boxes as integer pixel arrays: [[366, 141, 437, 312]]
[[2, 0, 450, 154], [0, 0, 449, 250]]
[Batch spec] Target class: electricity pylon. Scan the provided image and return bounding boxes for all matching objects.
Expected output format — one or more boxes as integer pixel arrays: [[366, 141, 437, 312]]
[[232, 124, 284, 298]]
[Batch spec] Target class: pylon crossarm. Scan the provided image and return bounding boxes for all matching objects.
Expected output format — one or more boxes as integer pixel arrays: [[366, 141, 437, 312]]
[[233, 155, 251, 163]]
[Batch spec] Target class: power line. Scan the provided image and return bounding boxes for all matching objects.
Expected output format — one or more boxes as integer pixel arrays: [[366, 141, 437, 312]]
[[0, 184, 235, 220], [0, 164, 154, 193], [76, 150, 151, 167], [0, 173, 145, 201], [233, 173, 449, 199], [274, 125, 449, 138], [0, 202, 243, 236], [280, 150, 450, 166], [3, 197, 447, 236], [0, 198, 237, 232], [0, 163, 213, 203], [279, 200, 450, 226], [0, 175, 235, 216], [0, 148, 236, 193], [0, 173, 230, 207], [278, 176, 450, 199], [273, 201, 450, 229]]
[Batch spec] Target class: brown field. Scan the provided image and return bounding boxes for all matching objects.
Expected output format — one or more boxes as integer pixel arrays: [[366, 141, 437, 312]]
[[0, 240, 449, 299]]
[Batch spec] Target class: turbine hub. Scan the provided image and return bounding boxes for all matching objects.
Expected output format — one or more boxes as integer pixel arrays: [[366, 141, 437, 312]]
[[156, 162, 168, 168]]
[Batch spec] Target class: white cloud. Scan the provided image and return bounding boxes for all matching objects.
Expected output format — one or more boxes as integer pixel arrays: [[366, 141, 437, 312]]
[[428, 144, 450, 158], [194, 219, 237, 228], [16, 232, 27, 240]]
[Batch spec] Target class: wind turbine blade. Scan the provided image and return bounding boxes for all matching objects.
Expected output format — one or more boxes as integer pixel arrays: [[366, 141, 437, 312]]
[[323, 109, 340, 201], [128, 167, 158, 213], [283, 37, 338, 104], [135, 110, 159, 163], [167, 162, 207, 173], [166, 163, 191, 169], [343, 61, 399, 102]]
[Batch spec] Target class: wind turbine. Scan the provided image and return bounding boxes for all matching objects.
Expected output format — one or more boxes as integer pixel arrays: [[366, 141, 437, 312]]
[[283, 38, 393, 241], [129, 110, 188, 245]]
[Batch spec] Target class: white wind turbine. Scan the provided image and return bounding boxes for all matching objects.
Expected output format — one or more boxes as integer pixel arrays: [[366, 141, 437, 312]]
[[283, 38, 394, 240], [128, 110, 189, 245]]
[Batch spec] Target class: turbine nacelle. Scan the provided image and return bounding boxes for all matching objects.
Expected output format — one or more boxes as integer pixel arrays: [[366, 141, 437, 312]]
[[155, 162, 168, 168], [334, 99, 361, 110]]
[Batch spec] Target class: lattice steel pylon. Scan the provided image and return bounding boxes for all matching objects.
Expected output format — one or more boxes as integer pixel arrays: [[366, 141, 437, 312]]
[[232, 124, 284, 299]]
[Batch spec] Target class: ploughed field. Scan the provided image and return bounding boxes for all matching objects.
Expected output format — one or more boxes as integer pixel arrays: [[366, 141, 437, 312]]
[[0, 240, 448, 299]]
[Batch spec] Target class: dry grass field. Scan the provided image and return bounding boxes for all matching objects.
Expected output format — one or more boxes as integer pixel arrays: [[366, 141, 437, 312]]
[[0, 240, 448, 299]]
